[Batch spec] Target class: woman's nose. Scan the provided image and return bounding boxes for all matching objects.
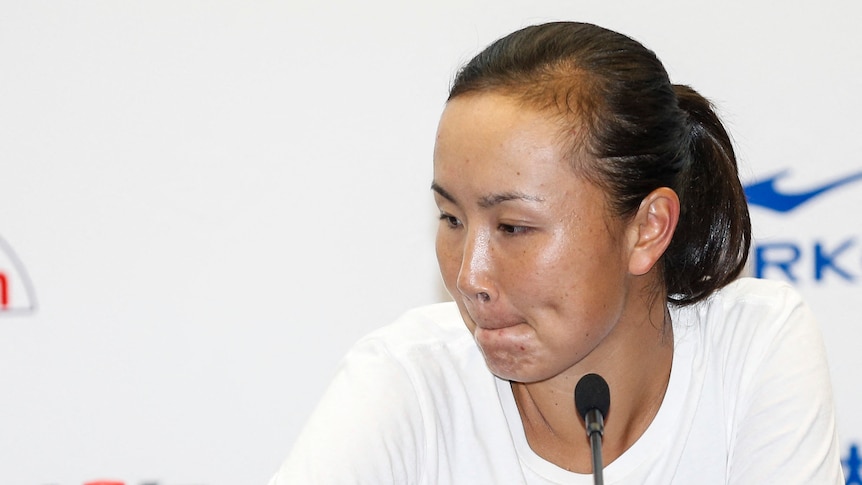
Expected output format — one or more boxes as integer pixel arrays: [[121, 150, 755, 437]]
[[456, 232, 496, 303]]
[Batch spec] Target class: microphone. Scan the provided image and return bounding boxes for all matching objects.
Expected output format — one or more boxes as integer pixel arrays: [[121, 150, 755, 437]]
[[575, 373, 610, 485]]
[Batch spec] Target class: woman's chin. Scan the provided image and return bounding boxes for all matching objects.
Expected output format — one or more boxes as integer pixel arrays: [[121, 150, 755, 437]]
[[479, 348, 548, 383]]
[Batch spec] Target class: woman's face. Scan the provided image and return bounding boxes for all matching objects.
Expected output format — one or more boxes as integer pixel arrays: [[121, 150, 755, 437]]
[[433, 92, 640, 384]]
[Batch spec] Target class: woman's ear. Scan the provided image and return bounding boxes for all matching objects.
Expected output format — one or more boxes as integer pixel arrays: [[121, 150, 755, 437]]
[[626, 187, 680, 276]]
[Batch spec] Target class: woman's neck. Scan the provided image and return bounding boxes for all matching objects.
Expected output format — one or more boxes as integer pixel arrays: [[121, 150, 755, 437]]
[[511, 298, 674, 473]]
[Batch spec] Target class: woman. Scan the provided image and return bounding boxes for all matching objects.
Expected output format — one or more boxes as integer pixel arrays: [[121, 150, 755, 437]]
[[270, 22, 843, 483]]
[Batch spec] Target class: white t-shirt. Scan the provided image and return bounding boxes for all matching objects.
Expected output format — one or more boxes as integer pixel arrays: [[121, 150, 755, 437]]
[[269, 278, 843, 484]]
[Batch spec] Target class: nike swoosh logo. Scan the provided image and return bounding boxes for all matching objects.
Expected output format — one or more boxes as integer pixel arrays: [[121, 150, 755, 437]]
[[744, 170, 862, 213]]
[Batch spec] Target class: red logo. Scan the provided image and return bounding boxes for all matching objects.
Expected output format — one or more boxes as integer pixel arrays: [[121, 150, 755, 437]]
[[0, 235, 37, 315]]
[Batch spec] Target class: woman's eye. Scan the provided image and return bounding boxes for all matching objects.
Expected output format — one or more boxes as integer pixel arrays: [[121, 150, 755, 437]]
[[499, 223, 528, 235], [439, 214, 462, 228]]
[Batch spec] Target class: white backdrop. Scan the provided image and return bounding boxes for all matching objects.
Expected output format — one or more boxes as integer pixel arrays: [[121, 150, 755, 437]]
[[1, 1, 860, 484]]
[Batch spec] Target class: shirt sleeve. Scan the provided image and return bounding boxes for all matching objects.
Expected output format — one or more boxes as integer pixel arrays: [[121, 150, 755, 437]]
[[726, 284, 844, 484], [268, 337, 426, 485]]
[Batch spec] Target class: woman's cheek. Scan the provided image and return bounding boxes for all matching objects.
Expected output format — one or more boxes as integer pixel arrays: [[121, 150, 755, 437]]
[[436, 238, 461, 294]]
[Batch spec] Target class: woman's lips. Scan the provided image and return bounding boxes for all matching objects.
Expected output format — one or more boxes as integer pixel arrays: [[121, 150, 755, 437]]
[[466, 310, 524, 331], [460, 303, 528, 333], [475, 320, 521, 331]]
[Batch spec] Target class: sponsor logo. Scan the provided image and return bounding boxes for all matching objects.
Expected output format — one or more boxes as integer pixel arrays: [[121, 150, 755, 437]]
[[745, 170, 862, 213], [744, 170, 862, 283], [29, 481, 206, 485], [0, 235, 37, 315], [844, 442, 861, 484], [36, 480, 206, 485], [80, 481, 204, 485]]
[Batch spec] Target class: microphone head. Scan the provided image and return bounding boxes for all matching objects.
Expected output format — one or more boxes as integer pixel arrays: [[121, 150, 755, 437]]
[[574, 373, 610, 419]]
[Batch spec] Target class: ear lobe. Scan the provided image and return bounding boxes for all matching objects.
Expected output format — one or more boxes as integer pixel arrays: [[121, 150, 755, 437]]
[[627, 187, 680, 276]]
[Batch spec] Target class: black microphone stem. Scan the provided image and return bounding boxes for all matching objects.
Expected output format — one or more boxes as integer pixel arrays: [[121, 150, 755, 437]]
[[585, 408, 604, 485]]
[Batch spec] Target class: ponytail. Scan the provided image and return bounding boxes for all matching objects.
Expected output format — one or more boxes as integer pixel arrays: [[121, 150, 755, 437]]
[[664, 85, 751, 305]]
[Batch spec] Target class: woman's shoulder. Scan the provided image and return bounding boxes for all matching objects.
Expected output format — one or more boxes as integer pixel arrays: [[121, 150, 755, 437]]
[[710, 277, 810, 327], [673, 277, 820, 366], [667, 285, 841, 483], [676, 277, 807, 327]]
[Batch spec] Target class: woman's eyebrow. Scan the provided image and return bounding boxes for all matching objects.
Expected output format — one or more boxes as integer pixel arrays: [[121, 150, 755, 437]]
[[431, 182, 457, 203], [432, 181, 545, 208], [477, 191, 545, 208]]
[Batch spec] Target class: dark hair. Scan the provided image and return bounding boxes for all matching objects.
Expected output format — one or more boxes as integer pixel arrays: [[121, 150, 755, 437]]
[[449, 22, 750, 305]]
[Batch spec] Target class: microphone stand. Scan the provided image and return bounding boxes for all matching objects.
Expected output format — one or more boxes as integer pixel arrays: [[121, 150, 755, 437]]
[[585, 408, 604, 485]]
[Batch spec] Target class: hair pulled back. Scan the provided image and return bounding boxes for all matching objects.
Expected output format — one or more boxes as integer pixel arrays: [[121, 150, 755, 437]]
[[449, 22, 750, 305]]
